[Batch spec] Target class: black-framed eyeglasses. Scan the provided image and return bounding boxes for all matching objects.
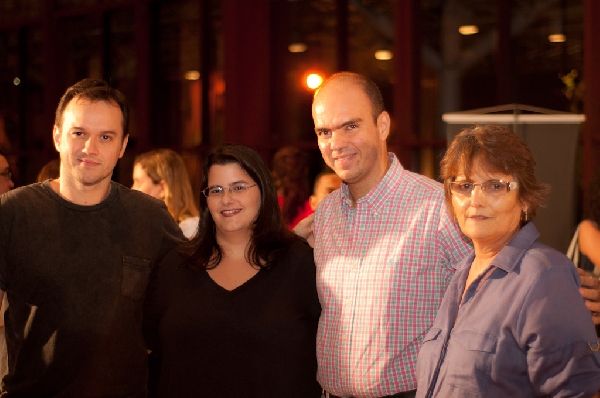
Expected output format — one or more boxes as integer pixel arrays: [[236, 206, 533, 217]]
[[202, 182, 257, 198], [0, 169, 12, 180], [449, 180, 518, 197]]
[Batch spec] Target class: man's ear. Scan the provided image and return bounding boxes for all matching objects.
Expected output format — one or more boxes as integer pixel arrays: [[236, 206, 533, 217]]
[[119, 134, 129, 159], [377, 111, 391, 142], [53, 126, 61, 152]]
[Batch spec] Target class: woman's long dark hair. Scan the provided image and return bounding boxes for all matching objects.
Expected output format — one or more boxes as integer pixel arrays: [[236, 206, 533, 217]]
[[180, 144, 300, 270]]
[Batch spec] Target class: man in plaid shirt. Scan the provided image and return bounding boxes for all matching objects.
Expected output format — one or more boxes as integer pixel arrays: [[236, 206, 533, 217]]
[[306, 72, 472, 398]]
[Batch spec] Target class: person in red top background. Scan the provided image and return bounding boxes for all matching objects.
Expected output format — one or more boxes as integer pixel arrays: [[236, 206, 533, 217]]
[[271, 145, 313, 228]]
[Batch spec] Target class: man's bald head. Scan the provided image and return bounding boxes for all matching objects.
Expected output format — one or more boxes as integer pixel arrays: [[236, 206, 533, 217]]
[[314, 72, 386, 123]]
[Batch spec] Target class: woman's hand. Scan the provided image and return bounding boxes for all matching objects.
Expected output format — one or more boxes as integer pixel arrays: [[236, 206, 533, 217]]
[[293, 213, 315, 247], [578, 267, 600, 325]]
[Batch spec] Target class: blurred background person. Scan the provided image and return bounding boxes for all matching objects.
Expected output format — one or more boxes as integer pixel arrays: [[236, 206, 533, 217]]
[[143, 144, 321, 397], [271, 145, 313, 229], [578, 170, 600, 274], [309, 169, 341, 212], [132, 149, 199, 238], [0, 149, 13, 377], [36, 158, 60, 182], [132, 148, 200, 396], [0, 150, 14, 195], [576, 170, 600, 335], [417, 125, 600, 397]]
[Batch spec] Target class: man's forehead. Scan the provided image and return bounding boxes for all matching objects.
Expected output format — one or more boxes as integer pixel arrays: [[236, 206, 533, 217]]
[[0, 155, 8, 168], [319, 77, 363, 97], [68, 97, 120, 112], [314, 81, 367, 112], [61, 98, 124, 131]]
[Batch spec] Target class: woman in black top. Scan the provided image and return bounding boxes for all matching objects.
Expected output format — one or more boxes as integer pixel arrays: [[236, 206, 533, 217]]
[[143, 144, 321, 398]]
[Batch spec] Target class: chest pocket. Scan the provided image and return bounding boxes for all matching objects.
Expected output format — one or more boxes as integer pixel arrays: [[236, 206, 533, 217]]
[[121, 256, 152, 300], [445, 329, 497, 393]]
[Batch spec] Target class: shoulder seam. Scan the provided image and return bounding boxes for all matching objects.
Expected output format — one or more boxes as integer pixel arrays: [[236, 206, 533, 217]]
[[525, 248, 552, 270]]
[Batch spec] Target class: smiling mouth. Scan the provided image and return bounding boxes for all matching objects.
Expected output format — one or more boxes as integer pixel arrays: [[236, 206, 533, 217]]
[[333, 153, 355, 164], [222, 209, 241, 216]]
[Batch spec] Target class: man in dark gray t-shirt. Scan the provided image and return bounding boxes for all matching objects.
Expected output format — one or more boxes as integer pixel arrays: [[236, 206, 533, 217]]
[[0, 78, 184, 397]]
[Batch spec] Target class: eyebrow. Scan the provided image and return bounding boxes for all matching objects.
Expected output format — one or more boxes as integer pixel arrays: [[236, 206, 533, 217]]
[[315, 118, 363, 133], [207, 180, 249, 188], [69, 127, 118, 135]]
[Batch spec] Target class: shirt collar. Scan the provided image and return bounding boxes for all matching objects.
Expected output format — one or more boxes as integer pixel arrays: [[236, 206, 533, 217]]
[[490, 222, 540, 273]]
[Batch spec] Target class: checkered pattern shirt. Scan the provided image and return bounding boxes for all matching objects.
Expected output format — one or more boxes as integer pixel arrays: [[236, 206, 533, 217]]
[[314, 154, 472, 397]]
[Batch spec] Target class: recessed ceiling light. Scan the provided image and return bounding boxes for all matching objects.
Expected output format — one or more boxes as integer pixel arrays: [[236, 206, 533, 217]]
[[459, 25, 479, 35], [184, 70, 200, 80], [288, 43, 308, 53], [548, 33, 566, 43], [375, 50, 393, 60]]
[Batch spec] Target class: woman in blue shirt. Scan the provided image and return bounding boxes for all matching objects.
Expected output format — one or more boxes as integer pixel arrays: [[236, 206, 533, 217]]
[[416, 124, 600, 397]]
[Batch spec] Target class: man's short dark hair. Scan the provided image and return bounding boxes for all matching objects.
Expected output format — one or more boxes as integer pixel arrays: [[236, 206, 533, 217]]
[[316, 71, 386, 123], [54, 78, 130, 140]]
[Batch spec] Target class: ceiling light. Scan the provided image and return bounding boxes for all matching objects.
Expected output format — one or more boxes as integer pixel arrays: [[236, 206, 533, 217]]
[[458, 25, 479, 35], [374, 49, 393, 61], [548, 33, 566, 43], [184, 70, 200, 80], [288, 42, 307, 53]]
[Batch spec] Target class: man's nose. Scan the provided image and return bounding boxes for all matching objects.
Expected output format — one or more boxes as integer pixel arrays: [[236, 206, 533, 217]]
[[83, 138, 98, 154], [330, 131, 347, 151]]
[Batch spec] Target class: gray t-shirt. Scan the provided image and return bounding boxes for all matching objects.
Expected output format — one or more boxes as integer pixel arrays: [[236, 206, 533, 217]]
[[0, 180, 184, 397]]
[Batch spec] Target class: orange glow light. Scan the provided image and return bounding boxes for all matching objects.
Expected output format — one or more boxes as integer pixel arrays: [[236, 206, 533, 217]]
[[549, 33, 566, 43], [458, 25, 479, 35], [306, 73, 323, 90]]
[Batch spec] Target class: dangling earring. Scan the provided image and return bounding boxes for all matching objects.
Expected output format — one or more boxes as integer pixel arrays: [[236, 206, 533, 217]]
[[522, 210, 529, 222]]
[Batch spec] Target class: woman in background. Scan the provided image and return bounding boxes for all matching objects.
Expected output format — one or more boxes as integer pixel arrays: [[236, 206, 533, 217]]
[[271, 145, 313, 228], [143, 144, 321, 397], [578, 172, 600, 274], [577, 171, 600, 332], [132, 149, 199, 238], [416, 124, 600, 397], [36, 158, 60, 182]]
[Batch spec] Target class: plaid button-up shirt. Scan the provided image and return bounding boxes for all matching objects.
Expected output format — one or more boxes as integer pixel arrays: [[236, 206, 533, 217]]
[[314, 154, 472, 397]]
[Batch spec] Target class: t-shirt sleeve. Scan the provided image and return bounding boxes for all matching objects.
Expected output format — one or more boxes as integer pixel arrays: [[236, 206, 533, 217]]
[[143, 248, 183, 354], [157, 205, 187, 260], [142, 203, 186, 353]]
